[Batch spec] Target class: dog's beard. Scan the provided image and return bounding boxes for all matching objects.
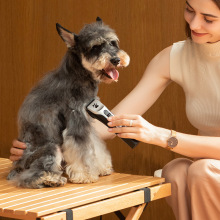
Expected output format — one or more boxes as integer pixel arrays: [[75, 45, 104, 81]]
[[81, 53, 119, 83]]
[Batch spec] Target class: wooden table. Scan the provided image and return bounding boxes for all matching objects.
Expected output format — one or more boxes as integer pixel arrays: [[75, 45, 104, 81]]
[[0, 158, 171, 220]]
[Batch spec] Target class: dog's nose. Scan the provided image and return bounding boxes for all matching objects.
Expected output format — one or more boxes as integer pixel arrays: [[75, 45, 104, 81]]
[[110, 57, 120, 66]]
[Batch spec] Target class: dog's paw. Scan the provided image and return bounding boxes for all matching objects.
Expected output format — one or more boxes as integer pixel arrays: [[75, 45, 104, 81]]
[[41, 173, 67, 187], [69, 173, 99, 184], [7, 170, 18, 180], [99, 166, 113, 176], [44, 176, 67, 187]]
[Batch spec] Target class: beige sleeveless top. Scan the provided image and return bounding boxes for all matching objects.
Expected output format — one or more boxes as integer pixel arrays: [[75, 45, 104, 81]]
[[170, 39, 220, 136]]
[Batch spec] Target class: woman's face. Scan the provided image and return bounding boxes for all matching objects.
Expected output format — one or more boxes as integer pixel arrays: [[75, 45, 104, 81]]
[[184, 0, 220, 43]]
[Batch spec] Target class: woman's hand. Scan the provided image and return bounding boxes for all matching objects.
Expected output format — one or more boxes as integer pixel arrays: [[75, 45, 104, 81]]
[[107, 114, 160, 144], [9, 140, 26, 161]]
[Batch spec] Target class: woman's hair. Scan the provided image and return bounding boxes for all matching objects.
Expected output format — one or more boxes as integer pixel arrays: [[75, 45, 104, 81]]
[[185, 0, 220, 38]]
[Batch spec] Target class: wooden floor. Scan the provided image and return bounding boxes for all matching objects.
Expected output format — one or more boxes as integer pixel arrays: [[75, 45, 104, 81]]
[[0, 158, 171, 220]]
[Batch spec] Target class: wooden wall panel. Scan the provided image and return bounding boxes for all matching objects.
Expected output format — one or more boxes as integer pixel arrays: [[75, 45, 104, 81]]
[[0, 0, 197, 219]]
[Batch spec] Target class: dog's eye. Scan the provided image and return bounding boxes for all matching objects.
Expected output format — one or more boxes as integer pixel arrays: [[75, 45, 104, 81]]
[[91, 45, 101, 51], [91, 43, 106, 51], [110, 41, 118, 48]]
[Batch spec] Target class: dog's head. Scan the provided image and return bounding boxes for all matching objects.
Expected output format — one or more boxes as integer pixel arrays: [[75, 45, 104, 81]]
[[56, 17, 130, 83]]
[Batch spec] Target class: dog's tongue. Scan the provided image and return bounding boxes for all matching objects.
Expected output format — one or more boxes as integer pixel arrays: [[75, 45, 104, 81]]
[[106, 69, 119, 81]]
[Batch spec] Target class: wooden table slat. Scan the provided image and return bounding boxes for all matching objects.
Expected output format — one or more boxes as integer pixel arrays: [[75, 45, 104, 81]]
[[0, 173, 127, 200], [24, 177, 163, 218], [0, 158, 169, 220], [1, 174, 142, 210], [14, 176, 154, 215]]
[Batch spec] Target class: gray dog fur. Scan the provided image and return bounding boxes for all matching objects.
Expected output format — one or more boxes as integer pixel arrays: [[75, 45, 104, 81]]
[[7, 18, 130, 188]]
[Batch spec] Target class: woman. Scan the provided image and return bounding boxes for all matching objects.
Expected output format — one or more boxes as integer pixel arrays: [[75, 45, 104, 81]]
[[11, 0, 220, 219]]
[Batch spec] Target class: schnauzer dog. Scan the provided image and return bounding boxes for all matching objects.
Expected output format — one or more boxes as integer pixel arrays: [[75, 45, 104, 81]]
[[7, 17, 130, 188]]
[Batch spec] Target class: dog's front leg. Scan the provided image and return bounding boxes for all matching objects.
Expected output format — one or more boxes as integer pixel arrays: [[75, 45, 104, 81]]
[[62, 129, 100, 183], [89, 130, 113, 176]]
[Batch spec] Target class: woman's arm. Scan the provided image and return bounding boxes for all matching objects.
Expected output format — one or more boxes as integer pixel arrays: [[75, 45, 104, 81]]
[[108, 115, 220, 160], [94, 46, 172, 140], [112, 46, 172, 115], [104, 45, 220, 160]]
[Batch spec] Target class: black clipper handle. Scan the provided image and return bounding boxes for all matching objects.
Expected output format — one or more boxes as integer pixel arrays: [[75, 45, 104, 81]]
[[86, 99, 139, 149]]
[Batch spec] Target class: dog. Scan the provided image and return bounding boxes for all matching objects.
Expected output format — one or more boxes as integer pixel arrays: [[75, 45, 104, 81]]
[[7, 17, 130, 188]]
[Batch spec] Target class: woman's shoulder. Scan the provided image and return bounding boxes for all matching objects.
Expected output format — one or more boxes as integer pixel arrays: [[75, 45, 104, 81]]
[[171, 39, 191, 53], [152, 39, 189, 61], [172, 39, 188, 46], [154, 39, 188, 60], [148, 39, 191, 81], [153, 45, 172, 61], [169, 39, 192, 84]]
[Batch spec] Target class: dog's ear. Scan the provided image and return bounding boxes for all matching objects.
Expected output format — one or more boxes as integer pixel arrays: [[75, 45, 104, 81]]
[[96, 17, 103, 24], [56, 23, 77, 48]]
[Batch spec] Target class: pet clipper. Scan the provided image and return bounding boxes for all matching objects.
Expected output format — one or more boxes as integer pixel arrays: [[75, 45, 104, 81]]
[[86, 99, 139, 148]]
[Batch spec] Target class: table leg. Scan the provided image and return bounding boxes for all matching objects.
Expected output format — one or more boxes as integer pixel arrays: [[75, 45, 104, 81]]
[[125, 203, 147, 220]]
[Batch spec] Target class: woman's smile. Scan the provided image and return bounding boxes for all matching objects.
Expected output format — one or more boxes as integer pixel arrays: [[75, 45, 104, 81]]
[[191, 30, 209, 37]]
